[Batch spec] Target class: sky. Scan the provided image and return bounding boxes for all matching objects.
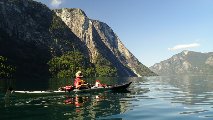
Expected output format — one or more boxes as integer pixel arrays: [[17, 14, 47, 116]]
[[35, 0, 213, 67]]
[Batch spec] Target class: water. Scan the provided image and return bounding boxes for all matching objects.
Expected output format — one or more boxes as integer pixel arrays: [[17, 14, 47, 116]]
[[0, 76, 213, 120]]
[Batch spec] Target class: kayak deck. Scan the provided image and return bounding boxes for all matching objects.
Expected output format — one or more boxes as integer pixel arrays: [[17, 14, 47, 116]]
[[13, 82, 132, 94], [13, 91, 65, 94]]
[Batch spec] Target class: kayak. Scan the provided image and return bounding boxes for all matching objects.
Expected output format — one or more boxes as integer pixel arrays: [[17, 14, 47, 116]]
[[12, 82, 132, 94]]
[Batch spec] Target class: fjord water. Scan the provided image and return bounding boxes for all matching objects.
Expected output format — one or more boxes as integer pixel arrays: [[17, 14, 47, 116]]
[[1, 76, 213, 120]]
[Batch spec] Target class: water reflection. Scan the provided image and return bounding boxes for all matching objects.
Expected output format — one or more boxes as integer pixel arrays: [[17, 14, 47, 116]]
[[4, 88, 13, 108], [144, 76, 213, 118], [0, 90, 135, 120], [62, 92, 133, 119], [0, 78, 49, 91], [154, 75, 213, 105], [64, 94, 90, 107], [2, 76, 212, 119]]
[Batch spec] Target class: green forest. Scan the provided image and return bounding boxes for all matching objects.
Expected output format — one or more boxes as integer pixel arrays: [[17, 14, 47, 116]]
[[48, 51, 118, 78], [0, 51, 118, 79]]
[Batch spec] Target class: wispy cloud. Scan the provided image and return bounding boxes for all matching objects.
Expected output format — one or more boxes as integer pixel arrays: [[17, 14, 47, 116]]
[[168, 43, 200, 51], [50, 0, 63, 8]]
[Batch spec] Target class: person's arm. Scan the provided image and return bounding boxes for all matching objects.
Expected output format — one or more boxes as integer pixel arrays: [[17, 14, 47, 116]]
[[76, 80, 81, 88]]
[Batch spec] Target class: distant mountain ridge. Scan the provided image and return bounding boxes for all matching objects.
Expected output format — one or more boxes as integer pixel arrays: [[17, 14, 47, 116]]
[[150, 50, 213, 75]]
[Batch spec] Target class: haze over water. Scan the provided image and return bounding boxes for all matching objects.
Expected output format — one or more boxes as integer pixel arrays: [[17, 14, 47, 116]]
[[1, 75, 213, 120]]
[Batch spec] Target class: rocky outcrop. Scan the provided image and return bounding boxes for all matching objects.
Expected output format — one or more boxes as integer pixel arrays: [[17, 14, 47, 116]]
[[0, 0, 88, 79], [150, 50, 213, 75], [54, 8, 156, 76], [205, 56, 213, 66]]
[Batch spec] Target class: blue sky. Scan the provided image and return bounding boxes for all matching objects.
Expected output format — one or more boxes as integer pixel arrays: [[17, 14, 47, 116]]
[[35, 0, 213, 67]]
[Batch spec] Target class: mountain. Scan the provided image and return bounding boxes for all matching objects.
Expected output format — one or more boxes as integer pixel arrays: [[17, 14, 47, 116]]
[[0, 0, 155, 79], [150, 50, 213, 75], [0, 0, 88, 79], [54, 8, 156, 76]]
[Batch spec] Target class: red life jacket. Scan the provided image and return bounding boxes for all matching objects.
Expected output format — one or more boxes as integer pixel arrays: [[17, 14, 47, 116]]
[[74, 78, 81, 87]]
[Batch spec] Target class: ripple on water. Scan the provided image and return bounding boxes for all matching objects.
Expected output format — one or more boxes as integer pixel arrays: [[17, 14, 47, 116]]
[[2, 76, 213, 120], [180, 109, 209, 115]]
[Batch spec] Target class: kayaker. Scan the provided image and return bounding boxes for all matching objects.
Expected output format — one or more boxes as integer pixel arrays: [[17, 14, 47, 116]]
[[95, 80, 106, 88], [95, 80, 101, 87], [74, 71, 88, 89]]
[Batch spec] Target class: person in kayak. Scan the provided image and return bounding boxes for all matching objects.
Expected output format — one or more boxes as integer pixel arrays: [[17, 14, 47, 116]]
[[74, 71, 88, 89], [95, 80, 107, 88]]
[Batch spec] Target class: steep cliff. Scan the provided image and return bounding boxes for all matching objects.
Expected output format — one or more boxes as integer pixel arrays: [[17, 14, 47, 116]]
[[150, 50, 213, 75], [0, 0, 88, 79], [54, 8, 156, 76]]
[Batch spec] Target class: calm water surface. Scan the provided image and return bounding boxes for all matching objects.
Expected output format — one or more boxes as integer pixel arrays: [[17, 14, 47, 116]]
[[0, 76, 213, 120]]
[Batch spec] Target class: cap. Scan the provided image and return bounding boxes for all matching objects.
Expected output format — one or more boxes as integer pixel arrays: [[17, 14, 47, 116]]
[[75, 71, 83, 78]]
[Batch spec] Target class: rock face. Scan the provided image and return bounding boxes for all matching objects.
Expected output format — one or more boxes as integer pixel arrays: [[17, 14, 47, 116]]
[[54, 8, 156, 76], [0, 0, 88, 79], [150, 50, 213, 75], [0, 0, 155, 79]]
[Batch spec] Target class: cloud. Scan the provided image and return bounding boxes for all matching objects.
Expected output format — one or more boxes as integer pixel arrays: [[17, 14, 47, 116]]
[[50, 0, 63, 8], [168, 43, 200, 51]]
